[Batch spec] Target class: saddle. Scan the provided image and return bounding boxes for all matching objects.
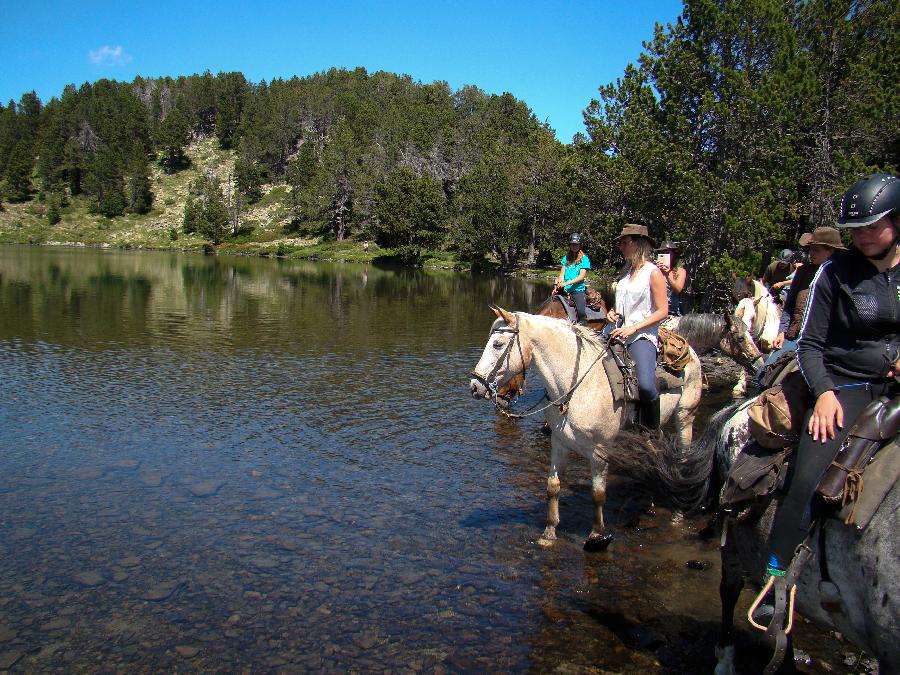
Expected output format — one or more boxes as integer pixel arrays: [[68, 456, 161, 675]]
[[553, 288, 607, 324], [600, 338, 687, 429], [723, 394, 900, 529]]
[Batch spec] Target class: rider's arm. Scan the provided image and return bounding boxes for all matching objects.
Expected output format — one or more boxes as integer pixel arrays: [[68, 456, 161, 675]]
[[778, 284, 796, 336], [796, 262, 836, 398], [668, 267, 687, 294], [555, 265, 566, 289]]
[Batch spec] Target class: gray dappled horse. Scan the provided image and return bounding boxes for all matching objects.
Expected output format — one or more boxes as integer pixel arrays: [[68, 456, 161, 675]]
[[704, 401, 899, 674]]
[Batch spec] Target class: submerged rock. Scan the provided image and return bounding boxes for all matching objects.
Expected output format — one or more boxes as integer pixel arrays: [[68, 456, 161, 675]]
[[189, 479, 225, 497], [73, 571, 105, 587]]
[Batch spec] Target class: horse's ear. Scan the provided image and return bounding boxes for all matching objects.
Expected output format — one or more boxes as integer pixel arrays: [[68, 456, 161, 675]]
[[723, 310, 734, 327], [753, 295, 764, 307], [494, 306, 516, 324]]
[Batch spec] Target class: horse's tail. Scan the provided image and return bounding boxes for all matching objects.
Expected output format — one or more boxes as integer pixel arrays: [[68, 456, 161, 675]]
[[608, 401, 744, 512]]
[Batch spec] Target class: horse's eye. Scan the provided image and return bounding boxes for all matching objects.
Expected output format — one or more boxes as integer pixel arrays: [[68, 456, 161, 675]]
[[493, 340, 504, 349]]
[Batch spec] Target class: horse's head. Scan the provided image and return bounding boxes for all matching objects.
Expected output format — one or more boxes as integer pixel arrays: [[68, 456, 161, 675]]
[[470, 306, 532, 402], [721, 311, 765, 372], [756, 295, 782, 353], [734, 297, 756, 331]]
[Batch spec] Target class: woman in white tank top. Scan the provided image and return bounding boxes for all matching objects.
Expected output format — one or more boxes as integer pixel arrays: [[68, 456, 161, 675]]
[[605, 224, 669, 429]]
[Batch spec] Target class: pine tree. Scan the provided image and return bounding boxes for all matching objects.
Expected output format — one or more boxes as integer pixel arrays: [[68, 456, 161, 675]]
[[3, 139, 34, 202], [154, 107, 191, 173]]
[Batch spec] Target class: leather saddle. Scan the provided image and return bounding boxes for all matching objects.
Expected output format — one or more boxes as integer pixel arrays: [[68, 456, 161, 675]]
[[600, 338, 686, 429], [553, 288, 607, 324]]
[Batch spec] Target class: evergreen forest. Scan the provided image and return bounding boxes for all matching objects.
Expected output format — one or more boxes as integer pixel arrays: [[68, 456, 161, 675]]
[[0, 0, 896, 308]]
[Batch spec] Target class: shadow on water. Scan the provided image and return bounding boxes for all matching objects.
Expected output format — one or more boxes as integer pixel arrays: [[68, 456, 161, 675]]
[[0, 246, 866, 672]]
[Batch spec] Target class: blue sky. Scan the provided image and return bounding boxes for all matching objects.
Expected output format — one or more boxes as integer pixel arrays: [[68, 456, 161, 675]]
[[0, 0, 683, 143]]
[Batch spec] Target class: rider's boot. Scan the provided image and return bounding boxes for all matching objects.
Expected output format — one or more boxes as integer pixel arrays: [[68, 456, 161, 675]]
[[639, 396, 661, 432]]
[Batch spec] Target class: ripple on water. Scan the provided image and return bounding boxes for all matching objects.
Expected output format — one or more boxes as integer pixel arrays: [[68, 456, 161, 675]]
[[0, 247, 858, 672]]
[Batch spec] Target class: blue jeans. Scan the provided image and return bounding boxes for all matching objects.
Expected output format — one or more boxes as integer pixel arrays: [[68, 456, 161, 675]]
[[628, 338, 659, 402]]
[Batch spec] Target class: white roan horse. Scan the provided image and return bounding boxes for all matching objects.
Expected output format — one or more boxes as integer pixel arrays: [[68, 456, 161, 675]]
[[705, 402, 899, 674], [470, 307, 704, 550], [732, 280, 782, 397]]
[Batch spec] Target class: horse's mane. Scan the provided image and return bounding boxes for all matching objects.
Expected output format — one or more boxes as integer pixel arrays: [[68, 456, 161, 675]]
[[571, 322, 609, 353], [670, 313, 725, 354]]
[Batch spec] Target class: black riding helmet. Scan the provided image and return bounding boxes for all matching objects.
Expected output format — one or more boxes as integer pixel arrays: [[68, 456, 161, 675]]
[[568, 232, 582, 246], [837, 173, 900, 227]]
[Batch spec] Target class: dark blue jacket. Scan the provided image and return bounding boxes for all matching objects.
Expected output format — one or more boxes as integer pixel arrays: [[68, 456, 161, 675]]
[[797, 248, 900, 398]]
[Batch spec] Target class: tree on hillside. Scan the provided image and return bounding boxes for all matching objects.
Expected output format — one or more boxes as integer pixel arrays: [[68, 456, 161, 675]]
[[234, 150, 266, 203], [2, 139, 34, 202], [85, 143, 126, 217], [374, 167, 448, 261], [183, 171, 228, 244], [154, 107, 191, 173], [125, 157, 153, 214]]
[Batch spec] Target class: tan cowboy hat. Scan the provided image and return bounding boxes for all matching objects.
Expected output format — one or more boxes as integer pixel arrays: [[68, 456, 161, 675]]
[[798, 226, 847, 250], [617, 223, 655, 247]]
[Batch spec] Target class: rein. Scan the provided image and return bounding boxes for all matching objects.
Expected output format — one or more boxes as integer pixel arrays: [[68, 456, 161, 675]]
[[472, 325, 609, 419]]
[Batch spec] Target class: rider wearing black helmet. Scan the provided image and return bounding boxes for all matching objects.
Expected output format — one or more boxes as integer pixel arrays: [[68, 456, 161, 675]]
[[554, 232, 591, 323], [760, 173, 900, 612]]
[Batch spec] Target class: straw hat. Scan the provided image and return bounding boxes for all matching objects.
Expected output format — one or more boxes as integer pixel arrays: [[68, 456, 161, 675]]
[[798, 226, 847, 250], [617, 223, 655, 247]]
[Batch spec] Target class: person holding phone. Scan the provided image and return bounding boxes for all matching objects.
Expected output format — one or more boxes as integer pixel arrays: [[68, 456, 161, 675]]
[[655, 240, 689, 315]]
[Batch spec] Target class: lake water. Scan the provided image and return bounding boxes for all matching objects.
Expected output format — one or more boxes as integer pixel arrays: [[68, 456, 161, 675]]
[[0, 246, 861, 672]]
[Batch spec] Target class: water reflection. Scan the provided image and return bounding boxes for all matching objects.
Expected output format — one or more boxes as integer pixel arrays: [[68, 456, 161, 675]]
[[0, 246, 849, 672]]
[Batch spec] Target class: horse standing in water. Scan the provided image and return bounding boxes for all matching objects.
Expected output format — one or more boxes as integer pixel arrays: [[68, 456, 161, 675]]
[[470, 307, 705, 550], [702, 402, 900, 674]]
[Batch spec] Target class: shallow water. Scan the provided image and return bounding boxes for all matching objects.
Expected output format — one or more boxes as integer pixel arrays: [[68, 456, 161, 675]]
[[0, 246, 868, 672]]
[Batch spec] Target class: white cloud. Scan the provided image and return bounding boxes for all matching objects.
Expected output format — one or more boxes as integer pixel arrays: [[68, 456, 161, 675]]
[[88, 45, 132, 67]]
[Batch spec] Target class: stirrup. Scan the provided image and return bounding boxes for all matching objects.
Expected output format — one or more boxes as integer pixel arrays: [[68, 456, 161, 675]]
[[747, 575, 796, 634]]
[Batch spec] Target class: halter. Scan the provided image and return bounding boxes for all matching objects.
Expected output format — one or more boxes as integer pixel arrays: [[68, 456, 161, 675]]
[[470, 325, 521, 401], [471, 323, 609, 419]]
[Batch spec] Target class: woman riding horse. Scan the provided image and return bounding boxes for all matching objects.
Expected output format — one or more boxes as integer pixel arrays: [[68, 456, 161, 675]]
[[554, 232, 591, 324], [757, 173, 900, 626], [605, 224, 668, 430]]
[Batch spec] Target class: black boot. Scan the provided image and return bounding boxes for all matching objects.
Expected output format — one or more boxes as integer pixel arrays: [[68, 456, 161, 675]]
[[639, 396, 661, 431]]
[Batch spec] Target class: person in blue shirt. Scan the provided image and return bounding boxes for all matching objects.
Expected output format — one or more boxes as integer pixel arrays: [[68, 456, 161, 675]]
[[554, 232, 591, 323]]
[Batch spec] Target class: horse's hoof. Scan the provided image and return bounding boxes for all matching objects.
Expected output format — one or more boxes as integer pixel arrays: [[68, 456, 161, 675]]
[[540, 422, 552, 435], [583, 532, 613, 552], [537, 537, 556, 548]]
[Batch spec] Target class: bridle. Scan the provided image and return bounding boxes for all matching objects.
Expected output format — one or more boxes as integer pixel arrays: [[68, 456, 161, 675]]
[[470, 325, 522, 402], [471, 322, 609, 419]]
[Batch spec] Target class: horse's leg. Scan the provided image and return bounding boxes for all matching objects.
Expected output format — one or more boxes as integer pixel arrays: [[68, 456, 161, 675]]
[[538, 433, 569, 547], [584, 450, 613, 551], [715, 525, 744, 675]]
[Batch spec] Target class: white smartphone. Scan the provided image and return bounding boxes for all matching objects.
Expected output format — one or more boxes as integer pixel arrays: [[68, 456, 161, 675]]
[[657, 253, 671, 267]]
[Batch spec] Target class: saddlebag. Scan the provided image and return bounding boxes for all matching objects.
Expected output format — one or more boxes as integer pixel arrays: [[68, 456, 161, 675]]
[[657, 326, 691, 372], [721, 443, 793, 520], [747, 371, 812, 449], [816, 395, 900, 523]]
